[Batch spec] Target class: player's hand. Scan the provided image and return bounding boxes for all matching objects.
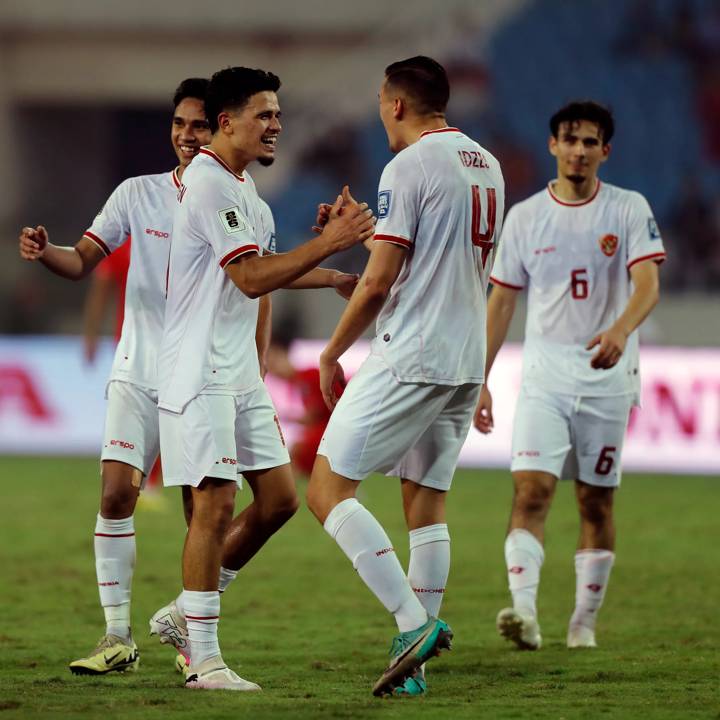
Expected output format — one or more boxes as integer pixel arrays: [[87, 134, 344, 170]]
[[319, 352, 346, 410], [331, 270, 359, 300], [586, 325, 627, 369], [312, 203, 333, 234], [473, 384, 494, 434], [19, 225, 49, 261], [321, 185, 375, 252]]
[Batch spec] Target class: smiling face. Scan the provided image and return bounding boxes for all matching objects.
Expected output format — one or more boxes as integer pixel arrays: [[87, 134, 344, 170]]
[[220, 91, 281, 167], [549, 119, 610, 185], [171, 97, 211, 167]]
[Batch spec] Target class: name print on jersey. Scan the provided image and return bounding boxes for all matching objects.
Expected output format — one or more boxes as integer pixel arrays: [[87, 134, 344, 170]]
[[458, 149, 490, 169]]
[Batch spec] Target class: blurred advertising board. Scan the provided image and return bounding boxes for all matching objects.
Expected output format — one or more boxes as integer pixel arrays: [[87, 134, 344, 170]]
[[0, 336, 718, 475]]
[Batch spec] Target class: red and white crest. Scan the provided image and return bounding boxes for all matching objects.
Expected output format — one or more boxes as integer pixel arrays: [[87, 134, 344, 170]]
[[599, 233, 619, 257]]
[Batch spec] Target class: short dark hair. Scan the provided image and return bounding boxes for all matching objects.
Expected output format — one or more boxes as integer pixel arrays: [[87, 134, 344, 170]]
[[384, 56, 449, 116], [172, 78, 210, 109], [550, 101, 615, 144], [205, 67, 281, 133]]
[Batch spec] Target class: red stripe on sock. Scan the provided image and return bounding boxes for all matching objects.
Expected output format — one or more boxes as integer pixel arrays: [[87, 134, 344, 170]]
[[185, 615, 220, 620], [94, 532, 135, 537]]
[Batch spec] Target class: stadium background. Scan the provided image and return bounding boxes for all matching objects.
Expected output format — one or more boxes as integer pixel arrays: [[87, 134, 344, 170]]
[[0, 1, 718, 718]]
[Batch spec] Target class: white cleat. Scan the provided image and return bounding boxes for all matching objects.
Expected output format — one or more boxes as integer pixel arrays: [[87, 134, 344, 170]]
[[567, 624, 597, 649], [496, 607, 542, 650], [185, 656, 261, 691], [149, 602, 189, 661]]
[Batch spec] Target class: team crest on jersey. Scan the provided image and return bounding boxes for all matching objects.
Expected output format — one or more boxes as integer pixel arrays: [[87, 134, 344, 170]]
[[218, 206, 247, 235], [599, 233, 619, 257], [377, 190, 392, 218], [648, 217, 661, 240]]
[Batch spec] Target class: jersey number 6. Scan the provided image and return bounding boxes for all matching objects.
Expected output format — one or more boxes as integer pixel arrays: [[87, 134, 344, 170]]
[[471, 186, 497, 268], [571, 268, 589, 299]]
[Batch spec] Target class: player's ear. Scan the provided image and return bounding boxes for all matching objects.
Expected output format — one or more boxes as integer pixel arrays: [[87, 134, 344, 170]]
[[600, 142, 611, 162], [218, 111, 233, 134], [393, 97, 404, 120], [548, 134, 558, 158]]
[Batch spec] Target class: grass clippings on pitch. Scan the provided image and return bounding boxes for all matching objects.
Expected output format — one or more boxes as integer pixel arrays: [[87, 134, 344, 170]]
[[1, 457, 718, 719]]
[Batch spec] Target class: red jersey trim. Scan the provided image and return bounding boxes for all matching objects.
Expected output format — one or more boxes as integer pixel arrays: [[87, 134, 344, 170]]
[[374, 233, 412, 248], [199, 148, 245, 182], [83, 231, 111, 256], [627, 252, 666, 270], [171, 167, 181, 188], [490, 275, 524, 290], [420, 127, 461, 138], [547, 180, 601, 207], [219, 244, 260, 268]]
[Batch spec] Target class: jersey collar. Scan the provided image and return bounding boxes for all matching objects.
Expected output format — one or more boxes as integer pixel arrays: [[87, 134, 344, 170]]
[[547, 179, 601, 207], [171, 167, 181, 189], [419, 126, 461, 138], [199, 147, 246, 182]]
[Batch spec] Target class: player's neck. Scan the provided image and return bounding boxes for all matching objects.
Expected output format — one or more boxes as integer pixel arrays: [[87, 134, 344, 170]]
[[552, 175, 599, 202], [403, 116, 449, 148], [208, 138, 249, 176]]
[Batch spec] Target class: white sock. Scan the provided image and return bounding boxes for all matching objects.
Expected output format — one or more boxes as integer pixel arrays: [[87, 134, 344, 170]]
[[174, 591, 185, 616], [570, 549, 615, 631], [94, 514, 135, 640], [505, 528, 544, 617], [407, 524, 450, 619], [218, 567, 238, 594], [183, 590, 221, 667], [324, 498, 427, 633]]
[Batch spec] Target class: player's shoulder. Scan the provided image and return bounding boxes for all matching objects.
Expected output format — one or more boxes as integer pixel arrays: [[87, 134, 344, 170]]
[[507, 187, 548, 219], [600, 182, 651, 211]]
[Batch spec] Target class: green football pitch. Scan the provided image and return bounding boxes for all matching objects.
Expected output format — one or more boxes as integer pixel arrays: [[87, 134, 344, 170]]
[[1, 457, 717, 719]]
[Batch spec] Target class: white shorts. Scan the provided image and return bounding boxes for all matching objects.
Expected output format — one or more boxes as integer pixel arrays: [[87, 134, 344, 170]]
[[159, 381, 290, 488], [511, 386, 633, 487], [318, 354, 481, 491], [101, 380, 160, 479]]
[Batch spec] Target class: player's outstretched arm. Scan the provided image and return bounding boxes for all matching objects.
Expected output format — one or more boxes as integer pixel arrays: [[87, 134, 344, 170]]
[[284, 268, 359, 298], [319, 241, 406, 409], [19, 226, 106, 280], [473, 284, 519, 433], [586, 260, 660, 370], [225, 188, 374, 298]]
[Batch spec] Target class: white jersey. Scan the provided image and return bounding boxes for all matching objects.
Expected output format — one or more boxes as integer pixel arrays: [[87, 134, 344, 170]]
[[84, 169, 181, 390], [158, 148, 268, 414], [491, 181, 666, 400], [370, 127, 505, 385]]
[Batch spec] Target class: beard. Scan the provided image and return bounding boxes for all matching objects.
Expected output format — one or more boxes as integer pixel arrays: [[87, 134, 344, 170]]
[[258, 156, 275, 167]]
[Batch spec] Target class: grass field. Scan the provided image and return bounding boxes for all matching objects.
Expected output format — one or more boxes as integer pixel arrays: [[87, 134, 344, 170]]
[[1, 457, 718, 719]]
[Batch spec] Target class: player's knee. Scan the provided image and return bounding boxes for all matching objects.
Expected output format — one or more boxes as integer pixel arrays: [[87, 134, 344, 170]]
[[513, 480, 553, 517], [100, 478, 139, 518], [578, 495, 613, 526], [264, 490, 299, 528]]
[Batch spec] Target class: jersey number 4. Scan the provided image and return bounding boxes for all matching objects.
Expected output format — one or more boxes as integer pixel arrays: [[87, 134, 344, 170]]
[[471, 186, 497, 268]]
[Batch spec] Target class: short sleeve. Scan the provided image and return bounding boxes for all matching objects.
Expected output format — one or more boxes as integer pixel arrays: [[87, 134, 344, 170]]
[[84, 179, 134, 256], [373, 153, 421, 249], [189, 176, 261, 268], [489, 206, 528, 289], [625, 192, 666, 270], [258, 200, 276, 254]]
